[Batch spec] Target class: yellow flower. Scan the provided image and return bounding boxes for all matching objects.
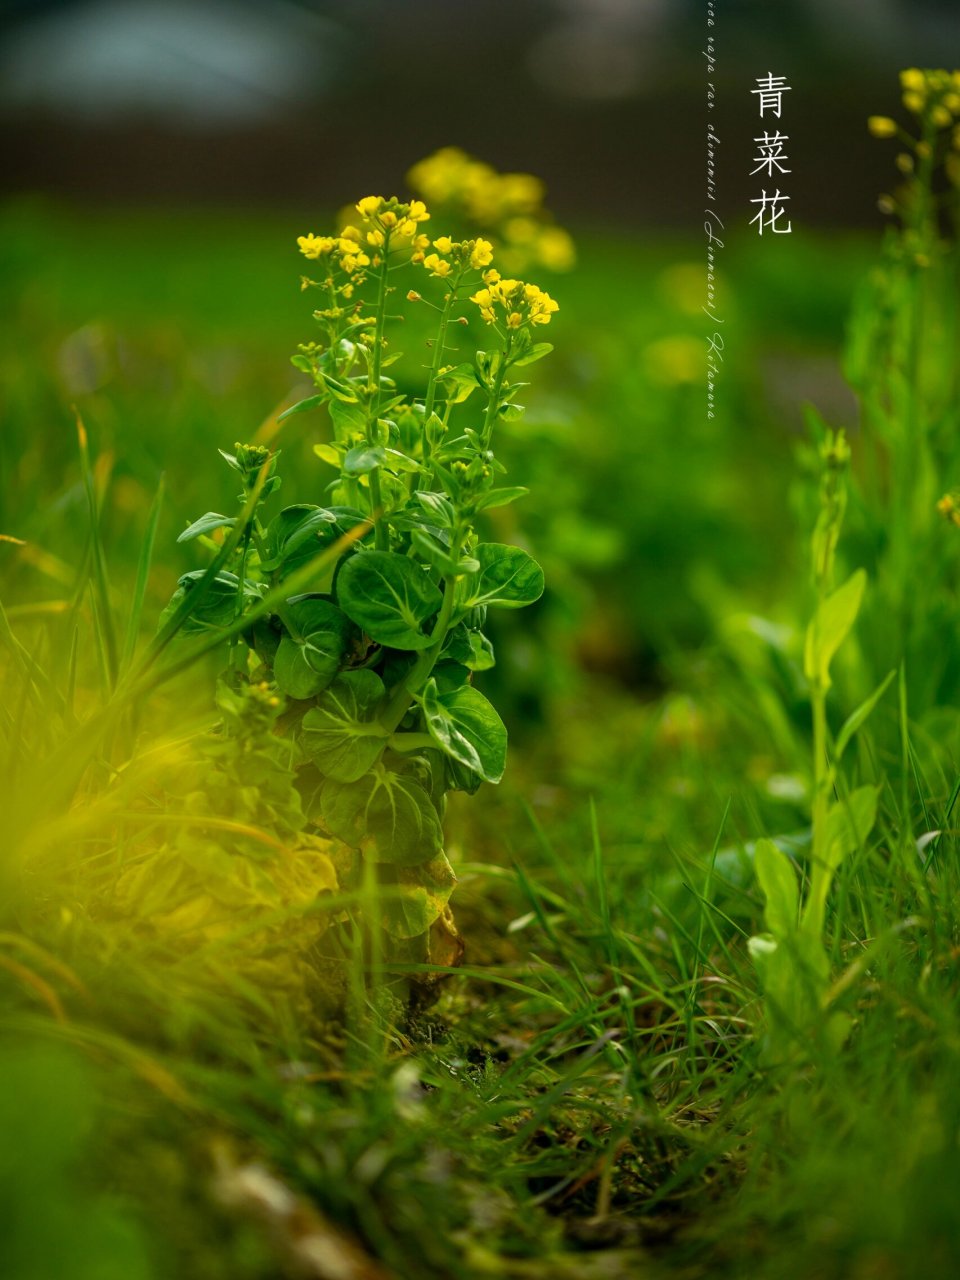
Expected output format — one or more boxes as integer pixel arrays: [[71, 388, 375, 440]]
[[903, 91, 925, 113], [470, 238, 494, 269], [380, 210, 398, 229], [536, 227, 576, 271], [470, 276, 558, 328], [410, 233, 430, 263], [340, 249, 370, 274], [340, 224, 362, 243], [932, 105, 952, 127], [408, 200, 430, 223], [433, 235, 454, 255], [498, 173, 544, 214], [525, 283, 559, 325], [356, 196, 381, 218], [423, 253, 452, 278], [900, 68, 925, 93], [504, 216, 538, 245], [482, 269, 500, 285], [867, 115, 897, 138], [297, 233, 332, 259], [366, 229, 385, 247]]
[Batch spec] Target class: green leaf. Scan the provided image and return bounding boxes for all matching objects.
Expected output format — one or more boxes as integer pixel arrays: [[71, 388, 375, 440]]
[[273, 598, 357, 700], [821, 785, 879, 874], [177, 512, 235, 543], [472, 487, 530, 513], [344, 445, 386, 476], [754, 837, 800, 939], [320, 764, 443, 865], [457, 543, 545, 612], [834, 669, 896, 759], [278, 393, 324, 422], [415, 491, 456, 528], [438, 362, 480, 404], [409, 530, 463, 578], [804, 569, 867, 689], [511, 342, 553, 367], [158, 571, 261, 635], [443, 624, 495, 671], [318, 371, 359, 404], [378, 853, 457, 939], [383, 448, 421, 475], [336, 551, 442, 650], [421, 678, 507, 784], [262, 505, 366, 575], [328, 399, 367, 437], [299, 670, 389, 781], [313, 443, 342, 468]]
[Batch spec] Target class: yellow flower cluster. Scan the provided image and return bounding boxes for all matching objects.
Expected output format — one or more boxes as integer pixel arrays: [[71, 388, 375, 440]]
[[406, 147, 575, 273], [470, 271, 559, 329], [296, 228, 371, 283], [420, 235, 494, 277], [899, 68, 960, 126], [354, 195, 430, 248]]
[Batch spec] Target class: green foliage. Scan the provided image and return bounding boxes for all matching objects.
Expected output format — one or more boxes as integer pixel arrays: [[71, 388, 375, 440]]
[[336, 550, 442, 650], [158, 195, 551, 963]]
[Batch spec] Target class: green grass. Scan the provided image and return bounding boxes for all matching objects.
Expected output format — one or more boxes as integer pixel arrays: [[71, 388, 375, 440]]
[[3, 200, 960, 1280]]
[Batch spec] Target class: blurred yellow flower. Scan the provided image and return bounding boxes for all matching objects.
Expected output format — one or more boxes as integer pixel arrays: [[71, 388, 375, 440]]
[[868, 116, 897, 138]]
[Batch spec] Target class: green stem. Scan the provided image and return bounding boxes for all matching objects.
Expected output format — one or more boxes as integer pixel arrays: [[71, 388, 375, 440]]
[[423, 270, 464, 428], [805, 682, 830, 936], [231, 516, 254, 671], [366, 236, 392, 552], [480, 336, 512, 448]]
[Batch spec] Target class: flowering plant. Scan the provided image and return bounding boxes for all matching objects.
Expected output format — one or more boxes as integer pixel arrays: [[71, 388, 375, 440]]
[[161, 173, 562, 973]]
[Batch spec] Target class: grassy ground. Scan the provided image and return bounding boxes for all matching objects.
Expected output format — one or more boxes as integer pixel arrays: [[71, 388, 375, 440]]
[[3, 199, 960, 1280]]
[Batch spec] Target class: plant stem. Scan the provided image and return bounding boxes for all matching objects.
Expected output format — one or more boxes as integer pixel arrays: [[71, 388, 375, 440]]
[[423, 270, 463, 430], [366, 237, 392, 552], [480, 337, 512, 449]]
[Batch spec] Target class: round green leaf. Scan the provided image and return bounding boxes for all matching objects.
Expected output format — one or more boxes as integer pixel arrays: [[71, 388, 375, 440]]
[[299, 669, 389, 782], [273, 598, 357, 700], [320, 765, 443, 865], [336, 551, 442, 650], [457, 543, 544, 612]]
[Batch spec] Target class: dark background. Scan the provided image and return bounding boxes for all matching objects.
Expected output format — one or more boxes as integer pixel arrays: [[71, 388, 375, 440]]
[[2, 0, 959, 227]]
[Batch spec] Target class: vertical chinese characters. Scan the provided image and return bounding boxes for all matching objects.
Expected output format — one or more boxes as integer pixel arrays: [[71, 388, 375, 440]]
[[750, 73, 793, 235]]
